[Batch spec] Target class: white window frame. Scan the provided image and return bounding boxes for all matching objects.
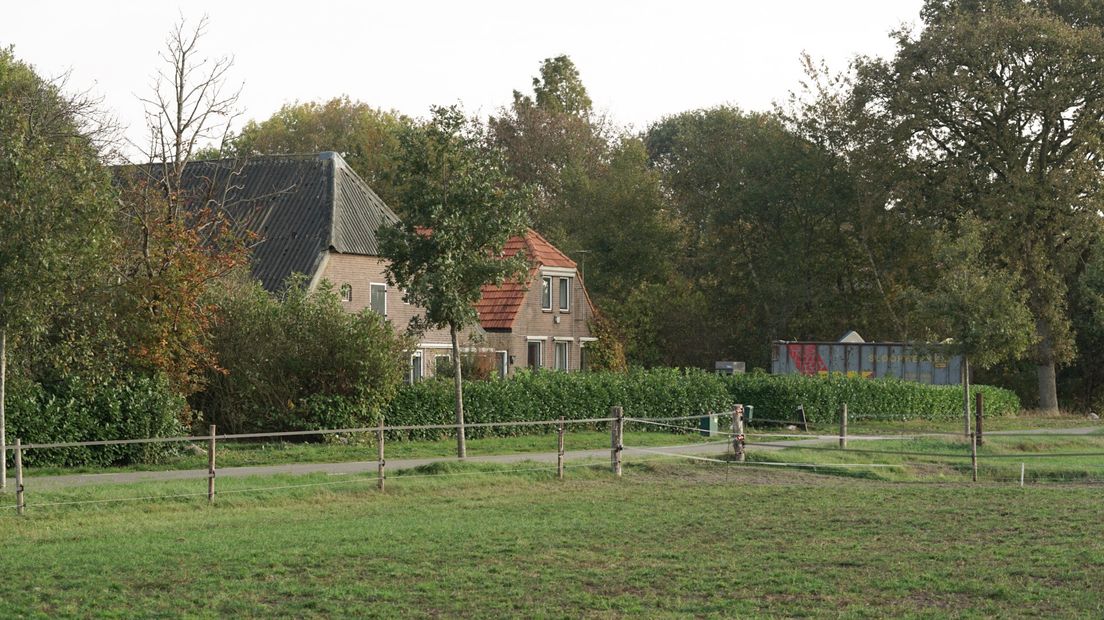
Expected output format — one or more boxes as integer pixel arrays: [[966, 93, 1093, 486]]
[[554, 340, 570, 371], [370, 282, 387, 316], [434, 354, 452, 376], [579, 337, 596, 372], [526, 336, 546, 369], [541, 276, 552, 311], [558, 277, 570, 312], [495, 350, 508, 378], [409, 351, 424, 384], [340, 283, 352, 303]]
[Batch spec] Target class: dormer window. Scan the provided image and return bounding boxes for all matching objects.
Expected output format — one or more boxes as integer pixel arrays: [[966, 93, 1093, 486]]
[[340, 284, 352, 303], [541, 276, 552, 311]]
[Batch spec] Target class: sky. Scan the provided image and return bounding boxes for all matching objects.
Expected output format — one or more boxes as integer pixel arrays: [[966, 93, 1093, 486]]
[[2, 1, 926, 153]]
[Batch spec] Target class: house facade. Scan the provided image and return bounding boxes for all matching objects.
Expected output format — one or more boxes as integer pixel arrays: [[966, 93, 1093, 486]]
[[477, 230, 597, 376], [170, 151, 595, 379]]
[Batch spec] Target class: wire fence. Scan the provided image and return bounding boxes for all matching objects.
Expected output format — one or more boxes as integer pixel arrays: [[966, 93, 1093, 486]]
[[1, 406, 1102, 514]]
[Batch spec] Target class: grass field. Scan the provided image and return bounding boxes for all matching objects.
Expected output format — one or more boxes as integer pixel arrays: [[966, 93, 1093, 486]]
[[2, 457, 1103, 618]]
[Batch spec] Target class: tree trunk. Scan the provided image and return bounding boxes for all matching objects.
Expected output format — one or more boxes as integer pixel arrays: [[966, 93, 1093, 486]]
[[1036, 330, 1060, 413], [0, 328, 6, 490], [1037, 362, 1059, 413], [450, 323, 466, 459]]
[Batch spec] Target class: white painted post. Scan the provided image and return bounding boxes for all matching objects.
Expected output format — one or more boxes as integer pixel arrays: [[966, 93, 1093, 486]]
[[1020, 462, 1025, 488]]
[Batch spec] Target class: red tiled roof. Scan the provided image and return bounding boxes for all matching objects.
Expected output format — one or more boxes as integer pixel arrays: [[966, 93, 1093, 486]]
[[475, 229, 576, 330]]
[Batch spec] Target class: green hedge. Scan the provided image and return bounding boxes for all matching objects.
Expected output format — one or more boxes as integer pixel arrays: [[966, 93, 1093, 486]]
[[724, 374, 1020, 424], [384, 368, 733, 440], [6, 373, 187, 468]]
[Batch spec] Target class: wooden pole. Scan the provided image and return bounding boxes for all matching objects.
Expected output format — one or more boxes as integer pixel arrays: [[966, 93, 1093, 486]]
[[14, 438, 23, 516], [207, 424, 216, 503], [798, 404, 809, 433], [730, 407, 739, 454], [970, 431, 978, 483], [556, 417, 565, 480], [839, 403, 848, 450], [377, 418, 386, 492], [610, 406, 623, 477], [734, 405, 746, 463], [975, 392, 984, 447]]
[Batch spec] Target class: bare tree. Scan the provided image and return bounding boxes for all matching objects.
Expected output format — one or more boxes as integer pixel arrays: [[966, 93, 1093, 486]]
[[113, 15, 255, 396]]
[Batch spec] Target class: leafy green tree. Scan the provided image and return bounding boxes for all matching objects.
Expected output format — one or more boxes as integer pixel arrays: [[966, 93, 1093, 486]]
[[867, 0, 1104, 410], [194, 274, 411, 434], [490, 55, 608, 246], [228, 97, 412, 210], [645, 107, 885, 368], [379, 106, 530, 458], [0, 47, 115, 486]]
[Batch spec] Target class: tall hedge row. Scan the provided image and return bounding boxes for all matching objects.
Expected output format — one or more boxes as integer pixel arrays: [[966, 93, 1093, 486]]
[[724, 373, 1020, 423], [7, 373, 187, 467], [383, 368, 733, 440], [383, 370, 1021, 439]]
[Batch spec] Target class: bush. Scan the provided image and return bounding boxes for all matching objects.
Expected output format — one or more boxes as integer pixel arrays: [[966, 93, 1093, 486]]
[[192, 276, 411, 434], [384, 367, 733, 440], [6, 373, 187, 468], [724, 374, 1021, 423]]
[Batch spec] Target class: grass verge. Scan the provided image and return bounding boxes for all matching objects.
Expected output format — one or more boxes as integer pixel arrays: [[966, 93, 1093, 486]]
[[1, 460, 1102, 617]]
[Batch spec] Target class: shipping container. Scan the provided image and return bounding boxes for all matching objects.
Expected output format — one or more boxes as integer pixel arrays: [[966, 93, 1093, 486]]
[[771, 340, 963, 385]]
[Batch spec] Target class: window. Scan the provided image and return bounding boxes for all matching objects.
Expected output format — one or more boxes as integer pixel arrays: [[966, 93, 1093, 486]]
[[554, 341, 569, 371], [370, 283, 387, 316], [496, 351, 508, 378], [408, 352, 423, 384], [527, 340, 543, 369], [541, 276, 552, 311], [340, 284, 352, 303], [558, 277, 570, 312], [580, 345, 590, 372], [435, 354, 453, 377]]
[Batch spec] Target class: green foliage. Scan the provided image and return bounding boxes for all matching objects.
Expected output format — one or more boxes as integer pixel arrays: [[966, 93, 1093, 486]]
[[0, 47, 113, 335], [870, 0, 1104, 407], [384, 368, 733, 440], [6, 373, 186, 467], [379, 105, 530, 336], [909, 218, 1035, 368], [725, 374, 1020, 423], [192, 275, 410, 434]]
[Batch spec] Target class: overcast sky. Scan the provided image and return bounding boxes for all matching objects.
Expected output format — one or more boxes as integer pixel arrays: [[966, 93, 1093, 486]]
[[3, 1, 925, 152]]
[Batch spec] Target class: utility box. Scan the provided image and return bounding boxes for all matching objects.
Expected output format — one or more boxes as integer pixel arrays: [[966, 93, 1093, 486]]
[[715, 361, 746, 375], [699, 414, 719, 437]]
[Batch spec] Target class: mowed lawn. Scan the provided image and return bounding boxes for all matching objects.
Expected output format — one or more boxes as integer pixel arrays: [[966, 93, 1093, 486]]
[[1, 462, 1102, 618]]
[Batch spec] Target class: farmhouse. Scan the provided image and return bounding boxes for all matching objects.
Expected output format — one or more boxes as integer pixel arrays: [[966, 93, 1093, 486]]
[[147, 151, 596, 379]]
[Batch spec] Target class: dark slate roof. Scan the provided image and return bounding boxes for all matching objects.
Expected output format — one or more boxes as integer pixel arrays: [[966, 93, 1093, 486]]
[[119, 152, 400, 291]]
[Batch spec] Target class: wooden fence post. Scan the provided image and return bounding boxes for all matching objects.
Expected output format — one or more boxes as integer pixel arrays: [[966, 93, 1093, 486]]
[[970, 431, 978, 483], [377, 418, 386, 492], [733, 405, 746, 463], [839, 403, 848, 450], [975, 392, 984, 447], [207, 424, 216, 503], [798, 404, 809, 432], [730, 407, 739, 454], [610, 406, 623, 477], [556, 417, 565, 480], [14, 438, 23, 516]]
